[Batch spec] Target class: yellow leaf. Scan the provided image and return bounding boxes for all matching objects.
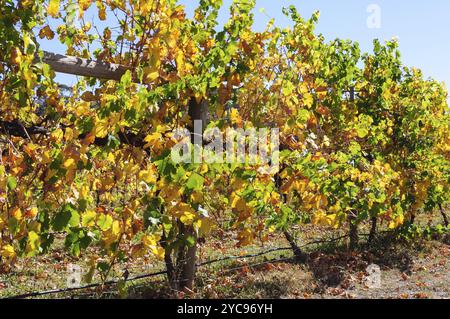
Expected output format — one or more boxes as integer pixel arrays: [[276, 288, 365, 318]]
[[106, 152, 115, 163], [48, 0, 60, 17], [139, 0, 153, 15], [165, 34, 177, 49], [95, 118, 109, 138], [80, 185, 89, 198], [230, 108, 241, 125], [0, 216, 5, 231], [144, 132, 162, 149], [389, 214, 405, 229], [151, 246, 165, 260], [111, 220, 121, 236], [172, 203, 197, 225], [50, 128, 64, 143], [180, 211, 196, 225], [175, 51, 184, 69], [26, 231, 40, 256], [0, 245, 16, 262], [139, 169, 157, 184], [237, 228, 254, 247], [102, 220, 121, 248], [81, 91, 96, 102], [101, 176, 115, 191], [141, 234, 164, 259], [159, 184, 182, 202], [98, 6, 106, 20], [39, 25, 55, 40], [190, 191, 203, 203], [78, 0, 91, 11], [142, 234, 158, 248], [11, 207, 22, 221], [25, 207, 38, 219], [23, 143, 38, 157], [82, 210, 96, 227], [303, 93, 314, 108], [196, 218, 215, 236], [143, 66, 159, 83], [200, 163, 208, 174], [63, 158, 76, 169]]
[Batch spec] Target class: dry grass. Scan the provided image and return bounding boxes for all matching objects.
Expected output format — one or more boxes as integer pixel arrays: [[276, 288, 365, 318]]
[[0, 211, 448, 299]]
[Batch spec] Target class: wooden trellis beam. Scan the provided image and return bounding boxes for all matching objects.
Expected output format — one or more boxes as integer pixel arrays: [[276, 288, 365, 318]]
[[37, 51, 129, 81]]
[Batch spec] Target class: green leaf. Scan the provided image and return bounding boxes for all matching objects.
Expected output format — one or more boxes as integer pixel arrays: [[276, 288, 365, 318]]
[[7, 176, 17, 191], [185, 235, 196, 247], [97, 213, 113, 231], [356, 127, 369, 138], [186, 173, 204, 191], [52, 204, 80, 231], [81, 210, 97, 227]]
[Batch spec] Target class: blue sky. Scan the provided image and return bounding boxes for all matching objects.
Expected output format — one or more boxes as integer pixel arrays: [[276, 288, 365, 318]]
[[48, 0, 450, 95]]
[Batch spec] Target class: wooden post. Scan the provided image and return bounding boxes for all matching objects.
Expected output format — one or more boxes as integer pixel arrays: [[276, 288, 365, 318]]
[[37, 51, 129, 81]]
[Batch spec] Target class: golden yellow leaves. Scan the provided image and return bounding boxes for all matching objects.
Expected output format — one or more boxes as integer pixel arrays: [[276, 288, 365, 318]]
[[142, 234, 165, 259], [142, 38, 162, 83], [102, 219, 121, 248], [11, 207, 22, 221], [50, 128, 64, 143], [0, 245, 16, 263], [94, 118, 110, 138], [25, 231, 40, 257], [23, 143, 39, 159], [92, 113, 122, 139], [143, 66, 159, 83], [38, 26, 55, 40], [47, 0, 60, 18], [190, 191, 203, 204], [280, 178, 308, 195], [78, 0, 92, 16], [97, 1, 106, 20], [138, 0, 154, 15], [237, 228, 254, 247], [81, 210, 97, 227], [138, 165, 158, 184], [63, 158, 76, 170], [388, 214, 405, 229], [158, 182, 181, 202], [175, 49, 193, 76], [230, 108, 243, 126], [81, 91, 97, 102], [25, 207, 38, 219], [312, 211, 340, 229], [303, 93, 314, 109], [231, 193, 253, 222], [9, 47, 22, 65], [194, 217, 215, 237], [170, 202, 197, 225], [95, 175, 115, 192], [144, 125, 170, 154], [0, 216, 6, 232]]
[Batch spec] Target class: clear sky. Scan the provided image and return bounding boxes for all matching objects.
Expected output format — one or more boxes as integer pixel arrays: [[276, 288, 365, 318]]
[[47, 0, 450, 97]]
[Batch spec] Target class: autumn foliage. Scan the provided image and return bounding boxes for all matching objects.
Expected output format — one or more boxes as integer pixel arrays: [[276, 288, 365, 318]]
[[0, 0, 449, 291]]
